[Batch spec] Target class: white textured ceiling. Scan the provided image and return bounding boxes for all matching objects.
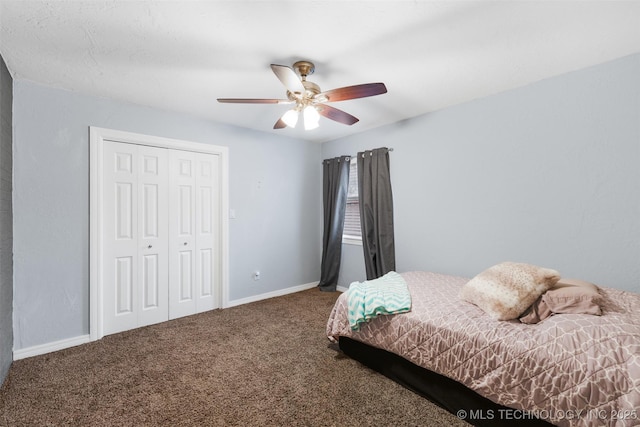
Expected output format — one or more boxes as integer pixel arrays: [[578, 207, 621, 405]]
[[1, 1, 640, 143]]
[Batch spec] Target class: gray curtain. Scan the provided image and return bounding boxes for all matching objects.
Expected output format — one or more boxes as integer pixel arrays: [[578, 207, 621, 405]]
[[357, 147, 395, 280], [318, 156, 350, 291]]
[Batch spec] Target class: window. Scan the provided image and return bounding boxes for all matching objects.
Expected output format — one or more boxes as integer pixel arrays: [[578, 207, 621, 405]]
[[343, 158, 362, 245]]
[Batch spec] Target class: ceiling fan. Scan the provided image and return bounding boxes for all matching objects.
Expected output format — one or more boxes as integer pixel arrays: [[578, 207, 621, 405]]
[[217, 61, 387, 130]]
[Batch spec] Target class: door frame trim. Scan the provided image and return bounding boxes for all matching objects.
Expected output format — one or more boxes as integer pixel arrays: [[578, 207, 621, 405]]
[[89, 126, 230, 341]]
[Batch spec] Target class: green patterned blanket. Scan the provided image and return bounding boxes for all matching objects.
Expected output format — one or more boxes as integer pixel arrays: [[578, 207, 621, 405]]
[[346, 271, 412, 331]]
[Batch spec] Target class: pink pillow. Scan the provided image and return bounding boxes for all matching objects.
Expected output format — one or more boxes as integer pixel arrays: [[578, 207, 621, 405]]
[[519, 278, 602, 324]]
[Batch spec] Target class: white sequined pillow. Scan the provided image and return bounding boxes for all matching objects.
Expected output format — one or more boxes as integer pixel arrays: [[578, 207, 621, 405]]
[[460, 262, 561, 321]]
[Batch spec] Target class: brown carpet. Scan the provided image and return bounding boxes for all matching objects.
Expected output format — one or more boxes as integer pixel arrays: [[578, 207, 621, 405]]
[[0, 289, 468, 426]]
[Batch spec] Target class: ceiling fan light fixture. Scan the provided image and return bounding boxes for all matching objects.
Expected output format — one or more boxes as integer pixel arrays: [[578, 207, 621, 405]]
[[282, 109, 299, 128], [219, 61, 388, 131], [303, 105, 320, 130]]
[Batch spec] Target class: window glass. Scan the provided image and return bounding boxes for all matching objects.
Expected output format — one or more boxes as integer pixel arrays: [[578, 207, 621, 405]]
[[343, 158, 361, 243]]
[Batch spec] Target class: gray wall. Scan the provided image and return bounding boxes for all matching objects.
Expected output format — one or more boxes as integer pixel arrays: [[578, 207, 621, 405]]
[[0, 54, 13, 384], [324, 53, 640, 293], [12, 81, 322, 350]]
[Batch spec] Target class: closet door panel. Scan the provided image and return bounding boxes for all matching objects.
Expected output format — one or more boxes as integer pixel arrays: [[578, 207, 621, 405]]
[[103, 141, 140, 335], [169, 151, 197, 319], [142, 254, 159, 308], [137, 146, 169, 327], [195, 154, 219, 312], [103, 142, 169, 334], [115, 256, 134, 314], [179, 250, 193, 300]]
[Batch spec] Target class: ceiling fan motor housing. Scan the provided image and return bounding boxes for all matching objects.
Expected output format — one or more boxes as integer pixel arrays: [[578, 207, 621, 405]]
[[287, 80, 321, 103], [303, 81, 320, 97], [292, 61, 320, 100]]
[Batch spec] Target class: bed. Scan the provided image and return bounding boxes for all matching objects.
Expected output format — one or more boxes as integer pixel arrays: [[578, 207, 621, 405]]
[[326, 271, 640, 427]]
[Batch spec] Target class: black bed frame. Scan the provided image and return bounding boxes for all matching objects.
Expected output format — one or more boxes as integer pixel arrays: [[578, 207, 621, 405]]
[[339, 337, 554, 427]]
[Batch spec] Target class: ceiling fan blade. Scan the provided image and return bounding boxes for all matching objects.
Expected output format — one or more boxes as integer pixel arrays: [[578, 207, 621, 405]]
[[273, 118, 287, 129], [317, 104, 359, 126], [270, 64, 305, 94], [319, 82, 387, 102], [217, 98, 292, 104]]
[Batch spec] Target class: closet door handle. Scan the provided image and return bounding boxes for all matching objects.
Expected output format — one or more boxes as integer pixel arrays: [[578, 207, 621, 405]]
[[147, 245, 152, 249], [183, 242, 188, 246]]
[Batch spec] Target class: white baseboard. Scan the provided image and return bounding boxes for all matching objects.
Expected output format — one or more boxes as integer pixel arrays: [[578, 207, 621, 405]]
[[13, 282, 320, 359], [226, 281, 319, 308], [337, 285, 349, 293], [13, 334, 92, 361]]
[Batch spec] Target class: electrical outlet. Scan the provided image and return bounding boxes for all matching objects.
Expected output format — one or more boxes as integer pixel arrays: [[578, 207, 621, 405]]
[[253, 271, 260, 281]]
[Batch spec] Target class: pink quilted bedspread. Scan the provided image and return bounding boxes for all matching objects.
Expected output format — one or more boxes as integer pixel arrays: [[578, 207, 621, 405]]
[[327, 271, 640, 427]]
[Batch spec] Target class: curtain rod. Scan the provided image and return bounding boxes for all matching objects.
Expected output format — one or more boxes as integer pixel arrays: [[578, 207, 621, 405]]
[[353, 147, 394, 159], [323, 148, 394, 163]]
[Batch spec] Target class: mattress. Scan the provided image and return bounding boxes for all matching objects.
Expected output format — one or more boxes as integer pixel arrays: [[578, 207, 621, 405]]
[[327, 271, 640, 427]]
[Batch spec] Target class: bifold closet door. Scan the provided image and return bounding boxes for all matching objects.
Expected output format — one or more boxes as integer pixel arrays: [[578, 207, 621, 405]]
[[103, 141, 169, 335], [168, 150, 219, 319]]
